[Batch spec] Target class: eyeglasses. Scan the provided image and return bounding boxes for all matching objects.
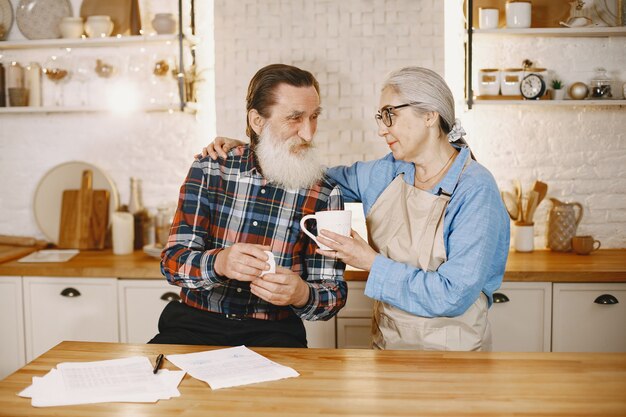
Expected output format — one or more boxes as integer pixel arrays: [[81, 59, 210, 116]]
[[375, 102, 422, 127]]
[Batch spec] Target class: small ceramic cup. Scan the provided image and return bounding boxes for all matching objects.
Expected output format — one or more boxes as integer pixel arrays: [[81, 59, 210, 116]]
[[8, 87, 29, 107], [571, 236, 601, 255]]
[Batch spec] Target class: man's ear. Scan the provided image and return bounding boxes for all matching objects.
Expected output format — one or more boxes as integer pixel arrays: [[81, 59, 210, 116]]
[[248, 109, 265, 136]]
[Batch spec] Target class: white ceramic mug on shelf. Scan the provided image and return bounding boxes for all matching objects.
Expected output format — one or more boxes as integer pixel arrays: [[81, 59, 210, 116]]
[[506, 1, 531, 28], [479, 8, 499, 29], [300, 210, 352, 250]]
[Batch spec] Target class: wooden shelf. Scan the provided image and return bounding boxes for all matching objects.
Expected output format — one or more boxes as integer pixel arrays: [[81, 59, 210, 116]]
[[472, 99, 626, 106], [471, 27, 626, 37], [0, 33, 198, 50], [0, 104, 197, 114]]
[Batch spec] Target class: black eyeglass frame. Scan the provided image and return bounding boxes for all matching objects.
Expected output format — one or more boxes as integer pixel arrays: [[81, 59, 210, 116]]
[[375, 101, 422, 127]]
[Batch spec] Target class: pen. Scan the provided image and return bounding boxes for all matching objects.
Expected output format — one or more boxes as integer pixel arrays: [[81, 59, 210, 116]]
[[153, 353, 164, 374]]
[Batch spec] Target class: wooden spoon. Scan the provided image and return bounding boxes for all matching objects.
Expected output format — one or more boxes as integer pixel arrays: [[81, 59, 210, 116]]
[[532, 180, 548, 206], [501, 191, 519, 221], [524, 190, 539, 225], [513, 180, 523, 223]]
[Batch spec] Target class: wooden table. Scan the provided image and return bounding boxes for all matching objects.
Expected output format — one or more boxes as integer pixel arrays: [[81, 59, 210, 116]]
[[1, 341, 625, 416]]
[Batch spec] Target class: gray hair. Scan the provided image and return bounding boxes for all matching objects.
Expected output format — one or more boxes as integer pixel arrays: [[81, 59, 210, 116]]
[[381, 67, 455, 134]]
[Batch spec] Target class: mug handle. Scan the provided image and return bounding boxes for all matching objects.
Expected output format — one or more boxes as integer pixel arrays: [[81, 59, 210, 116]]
[[300, 214, 321, 247], [593, 240, 601, 251]]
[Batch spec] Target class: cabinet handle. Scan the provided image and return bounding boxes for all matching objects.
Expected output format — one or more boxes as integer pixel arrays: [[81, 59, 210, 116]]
[[493, 292, 510, 303], [160, 292, 181, 302], [594, 294, 619, 305], [60, 287, 81, 297]]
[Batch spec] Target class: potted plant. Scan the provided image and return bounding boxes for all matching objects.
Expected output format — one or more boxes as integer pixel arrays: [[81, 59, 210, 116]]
[[551, 79, 565, 100]]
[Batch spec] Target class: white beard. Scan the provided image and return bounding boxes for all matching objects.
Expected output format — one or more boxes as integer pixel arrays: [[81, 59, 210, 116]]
[[255, 124, 324, 190]]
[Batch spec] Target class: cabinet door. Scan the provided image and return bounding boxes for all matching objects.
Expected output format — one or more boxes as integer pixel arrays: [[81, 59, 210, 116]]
[[118, 279, 179, 344], [23, 277, 119, 361], [336, 318, 372, 349], [0, 277, 25, 379], [303, 318, 336, 348], [338, 281, 374, 318], [553, 283, 626, 352], [489, 282, 552, 352]]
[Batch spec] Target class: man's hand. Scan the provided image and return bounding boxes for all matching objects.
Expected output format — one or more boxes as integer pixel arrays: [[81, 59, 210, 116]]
[[201, 137, 246, 160], [316, 229, 377, 271], [251, 266, 310, 307], [214, 243, 271, 281]]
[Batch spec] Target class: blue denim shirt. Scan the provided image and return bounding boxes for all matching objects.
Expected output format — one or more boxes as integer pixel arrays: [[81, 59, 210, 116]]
[[326, 146, 510, 317]]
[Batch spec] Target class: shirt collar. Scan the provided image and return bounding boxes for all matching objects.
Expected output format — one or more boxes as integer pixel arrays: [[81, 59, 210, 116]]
[[239, 145, 263, 177], [437, 145, 470, 196]]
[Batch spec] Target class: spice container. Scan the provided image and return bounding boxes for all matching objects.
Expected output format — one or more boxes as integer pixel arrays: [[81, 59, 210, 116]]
[[590, 68, 612, 98]]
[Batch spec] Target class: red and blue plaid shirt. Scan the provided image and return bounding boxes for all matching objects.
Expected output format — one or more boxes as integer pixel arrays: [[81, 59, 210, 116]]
[[161, 145, 347, 321]]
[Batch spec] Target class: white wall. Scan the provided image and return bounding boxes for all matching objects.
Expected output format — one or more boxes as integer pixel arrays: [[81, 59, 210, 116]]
[[1, 0, 624, 248]]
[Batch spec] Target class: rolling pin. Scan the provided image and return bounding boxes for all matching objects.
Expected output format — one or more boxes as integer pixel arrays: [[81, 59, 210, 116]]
[[0, 234, 48, 247]]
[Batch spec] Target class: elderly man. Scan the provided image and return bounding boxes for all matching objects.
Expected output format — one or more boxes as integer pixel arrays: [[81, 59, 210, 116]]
[[149, 64, 346, 348]]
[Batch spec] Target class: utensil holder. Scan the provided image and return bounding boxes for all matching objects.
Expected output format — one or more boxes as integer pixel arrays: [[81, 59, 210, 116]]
[[514, 223, 534, 252]]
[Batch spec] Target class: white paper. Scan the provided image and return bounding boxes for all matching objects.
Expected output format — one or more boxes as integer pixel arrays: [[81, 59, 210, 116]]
[[18, 356, 185, 407], [18, 249, 79, 263], [166, 345, 299, 390]]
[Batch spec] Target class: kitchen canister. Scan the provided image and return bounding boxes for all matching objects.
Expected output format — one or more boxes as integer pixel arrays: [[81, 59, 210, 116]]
[[501, 68, 523, 95], [112, 211, 134, 255], [506, 0, 532, 28], [514, 223, 534, 252], [478, 69, 500, 96], [151, 13, 177, 34], [479, 8, 499, 29]]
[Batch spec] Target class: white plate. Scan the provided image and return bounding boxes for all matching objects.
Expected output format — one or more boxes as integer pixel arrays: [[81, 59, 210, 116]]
[[33, 161, 119, 244], [143, 244, 163, 259], [0, 0, 13, 40], [16, 0, 72, 40]]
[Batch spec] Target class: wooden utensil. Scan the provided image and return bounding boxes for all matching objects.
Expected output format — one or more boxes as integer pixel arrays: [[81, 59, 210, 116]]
[[524, 190, 539, 225], [532, 180, 548, 206], [0, 235, 47, 247], [58, 170, 110, 249], [501, 191, 519, 221], [513, 179, 523, 223]]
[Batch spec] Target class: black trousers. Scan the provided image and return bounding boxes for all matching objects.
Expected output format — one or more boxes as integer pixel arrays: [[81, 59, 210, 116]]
[[148, 301, 308, 348]]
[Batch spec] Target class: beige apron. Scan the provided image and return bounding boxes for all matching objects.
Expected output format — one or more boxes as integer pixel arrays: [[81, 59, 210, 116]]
[[368, 172, 492, 351]]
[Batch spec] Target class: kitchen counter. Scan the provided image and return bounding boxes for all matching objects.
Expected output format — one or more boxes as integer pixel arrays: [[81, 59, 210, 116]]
[[1, 341, 625, 416], [0, 249, 625, 282]]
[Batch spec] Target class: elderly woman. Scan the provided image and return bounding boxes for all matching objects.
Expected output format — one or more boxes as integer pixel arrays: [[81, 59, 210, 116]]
[[204, 67, 510, 351]]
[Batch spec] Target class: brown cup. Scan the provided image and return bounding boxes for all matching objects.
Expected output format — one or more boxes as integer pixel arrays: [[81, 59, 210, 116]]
[[8, 87, 29, 107], [571, 235, 601, 255]]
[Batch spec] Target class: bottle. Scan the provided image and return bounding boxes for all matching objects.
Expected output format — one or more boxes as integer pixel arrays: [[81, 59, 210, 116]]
[[128, 178, 150, 249]]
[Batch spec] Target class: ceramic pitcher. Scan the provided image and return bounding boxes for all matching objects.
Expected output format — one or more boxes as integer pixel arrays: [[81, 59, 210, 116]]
[[547, 198, 583, 252]]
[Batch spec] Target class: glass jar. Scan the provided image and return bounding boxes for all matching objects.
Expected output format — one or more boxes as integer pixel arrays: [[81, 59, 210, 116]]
[[590, 68, 612, 98], [155, 206, 174, 248]]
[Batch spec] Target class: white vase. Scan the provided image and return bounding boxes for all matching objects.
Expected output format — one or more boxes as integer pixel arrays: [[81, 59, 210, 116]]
[[151, 13, 177, 35], [552, 88, 565, 100]]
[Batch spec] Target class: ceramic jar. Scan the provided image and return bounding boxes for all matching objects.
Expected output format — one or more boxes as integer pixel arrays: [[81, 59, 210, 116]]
[[501, 68, 523, 96], [479, 8, 499, 29], [478, 69, 500, 96], [151, 13, 177, 34], [85, 15, 113, 38], [506, 0, 531, 28], [59, 17, 84, 39]]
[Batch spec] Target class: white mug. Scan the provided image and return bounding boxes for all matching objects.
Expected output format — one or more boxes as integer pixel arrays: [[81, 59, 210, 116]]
[[300, 210, 352, 250], [260, 251, 276, 277], [479, 8, 499, 29]]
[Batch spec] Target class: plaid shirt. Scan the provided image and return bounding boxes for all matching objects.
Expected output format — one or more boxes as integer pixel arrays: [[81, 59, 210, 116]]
[[161, 145, 347, 321]]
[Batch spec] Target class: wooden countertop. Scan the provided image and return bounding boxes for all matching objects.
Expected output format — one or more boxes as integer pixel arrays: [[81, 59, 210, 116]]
[[0, 249, 625, 282], [1, 341, 625, 417]]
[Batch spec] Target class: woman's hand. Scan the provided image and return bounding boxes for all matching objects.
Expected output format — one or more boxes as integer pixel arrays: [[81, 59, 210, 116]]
[[316, 229, 377, 271], [200, 137, 245, 159]]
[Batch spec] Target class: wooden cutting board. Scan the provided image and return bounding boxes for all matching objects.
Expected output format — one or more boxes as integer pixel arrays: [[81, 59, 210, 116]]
[[58, 170, 110, 250], [0, 245, 39, 264]]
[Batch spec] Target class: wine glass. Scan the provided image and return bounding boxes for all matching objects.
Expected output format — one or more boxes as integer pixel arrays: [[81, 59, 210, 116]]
[[73, 57, 91, 106], [43, 55, 71, 107]]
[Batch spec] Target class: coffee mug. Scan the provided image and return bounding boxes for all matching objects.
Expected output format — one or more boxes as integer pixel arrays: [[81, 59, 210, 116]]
[[260, 251, 276, 277], [300, 210, 352, 250], [571, 236, 601, 255]]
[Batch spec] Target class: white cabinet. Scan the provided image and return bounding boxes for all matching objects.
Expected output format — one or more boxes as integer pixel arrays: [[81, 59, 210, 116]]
[[118, 279, 179, 344], [23, 277, 119, 361], [336, 281, 374, 349], [0, 276, 25, 380], [489, 282, 552, 352], [552, 283, 626, 352], [303, 318, 336, 349]]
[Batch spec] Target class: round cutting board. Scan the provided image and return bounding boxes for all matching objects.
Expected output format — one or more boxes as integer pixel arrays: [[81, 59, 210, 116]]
[[34, 161, 119, 244]]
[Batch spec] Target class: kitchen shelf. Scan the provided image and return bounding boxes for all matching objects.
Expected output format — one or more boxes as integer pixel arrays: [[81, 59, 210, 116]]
[[471, 27, 626, 37], [0, 34, 198, 50], [472, 99, 626, 106], [0, 104, 197, 114]]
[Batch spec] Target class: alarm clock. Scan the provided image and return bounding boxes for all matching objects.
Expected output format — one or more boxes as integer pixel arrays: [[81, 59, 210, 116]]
[[520, 73, 546, 100]]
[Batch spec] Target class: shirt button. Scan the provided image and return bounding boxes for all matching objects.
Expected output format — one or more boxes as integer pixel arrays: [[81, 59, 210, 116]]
[[237, 288, 242, 293], [260, 189, 266, 194], [252, 221, 258, 226]]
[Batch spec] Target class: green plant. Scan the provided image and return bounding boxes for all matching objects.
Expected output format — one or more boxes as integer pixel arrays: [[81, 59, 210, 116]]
[[551, 79, 563, 90]]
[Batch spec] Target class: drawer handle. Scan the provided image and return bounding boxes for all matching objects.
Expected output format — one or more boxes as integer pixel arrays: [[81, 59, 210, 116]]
[[594, 294, 619, 305], [160, 292, 181, 302], [60, 287, 81, 297], [493, 292, 510, 303]]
